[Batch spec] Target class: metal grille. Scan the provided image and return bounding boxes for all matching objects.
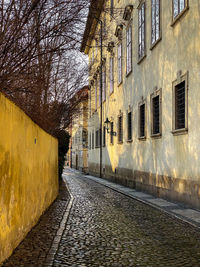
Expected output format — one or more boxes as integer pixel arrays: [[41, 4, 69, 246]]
[[110, 122, 114, 144], [118, 116, 123, 142], [103, 126, 106, 147], [128, 112, 132, 140], [153, 95, 160, 134], [92, 132, 94, 149], [95, 130, 99, 148], [175, 81, 185, 129], [140, 104, 145, 137]]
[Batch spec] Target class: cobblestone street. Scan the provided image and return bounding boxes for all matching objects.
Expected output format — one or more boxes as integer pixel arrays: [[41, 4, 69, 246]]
[[3, 168, 200, 267], [54, 169, 200, 267]]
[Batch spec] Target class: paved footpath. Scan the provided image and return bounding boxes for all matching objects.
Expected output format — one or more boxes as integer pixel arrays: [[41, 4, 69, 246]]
[[3, 168, 200, 267]]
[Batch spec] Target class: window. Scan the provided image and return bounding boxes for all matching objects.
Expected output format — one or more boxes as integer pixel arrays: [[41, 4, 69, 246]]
[[110, 57, 114, 93], [138, 2, 146, 61], [118, 43, 122, 84], [103, 126, 106, 147], [110, 122, 114, 144], [118, 114, 123, 143], [172, 72, 188, 134], [95, 79, 97, 110], [151, 88, 162, 136], [110, 0, 114, 16], [127, 111, 132, 141], [92, 132, 94, 149], [138, 102, 146, 138], [96, 39, 98, 57], [126, 26, 132, 74], [175, 82, 185, 129], [102, 69, 106, 102], [92, 48, 94, 63], [99, 77, 101, 106], [95, 130, 99, 148], [151, 0, 161, 46], [89, 88, 91, 117], [90, 133, 92, 150], [173, 0, 187, 18]]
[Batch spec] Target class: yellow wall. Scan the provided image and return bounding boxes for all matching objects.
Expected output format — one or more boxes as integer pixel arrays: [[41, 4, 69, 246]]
[[0, 93, 58, 264]]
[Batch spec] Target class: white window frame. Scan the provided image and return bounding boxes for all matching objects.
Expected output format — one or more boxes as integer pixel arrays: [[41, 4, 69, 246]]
[[118, 43, 122, 84], [151, 0, 161, 47], [138, 1, 146, 61], [126, 25, 132, 75], [110, 57, 114, 94]]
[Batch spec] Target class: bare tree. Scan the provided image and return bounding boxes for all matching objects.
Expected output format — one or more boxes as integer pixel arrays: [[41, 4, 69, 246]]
[[0, 0, 89, 135]]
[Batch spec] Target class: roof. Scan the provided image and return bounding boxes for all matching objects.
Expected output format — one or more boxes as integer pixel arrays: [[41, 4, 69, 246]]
[[80, 0, 105, 54]]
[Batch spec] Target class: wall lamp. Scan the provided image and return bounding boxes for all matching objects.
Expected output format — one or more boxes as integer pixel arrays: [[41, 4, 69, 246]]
[[104, 117, 117, 136]]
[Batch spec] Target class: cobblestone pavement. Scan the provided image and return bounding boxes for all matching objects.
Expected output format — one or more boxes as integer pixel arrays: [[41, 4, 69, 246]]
[[2, 180, 70, 267], [54, 169, 200, 267]]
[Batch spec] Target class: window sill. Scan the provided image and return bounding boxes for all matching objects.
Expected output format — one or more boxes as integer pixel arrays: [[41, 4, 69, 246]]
[[151, 133, 162, 139], [109, 91, 114, 96], [137, 54, 146, 65], [118, 81, 123, 87], [171, 6, 189, 27], [171, 128, 188, 136], [127, 139, 133, 143], [126, 69, 132, 78], [150, 37, 162, 51], [138, 136, 146, 141], [118, 141, 123, 144]]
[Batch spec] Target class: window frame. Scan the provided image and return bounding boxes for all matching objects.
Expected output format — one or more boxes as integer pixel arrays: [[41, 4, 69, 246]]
[[127, 110, 132, 142], [171, 0, 189, 26], [126, 25, 132, 75], [92, 131, 94, 149], [138, 99, 147, 140], [118, 113, 123, 144], [99, 75, 101, 107], [117, 42, 122, 84], [110, 121, 114, 145], [150, 88, 162, 138], [150, 0, 162, 49], [109, 56, 114, 94], [102, 67, 106, 102], [95, 79, 97, 111], [138, 1, 146, 63], [172, 71, 188, 135], [110, 0, 114, 17], [103, 126, 106, 147]]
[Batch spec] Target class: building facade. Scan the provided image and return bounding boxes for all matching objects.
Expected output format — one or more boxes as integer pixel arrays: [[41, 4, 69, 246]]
[[70, 87, 89, 172], [81, 0, 200, 209]]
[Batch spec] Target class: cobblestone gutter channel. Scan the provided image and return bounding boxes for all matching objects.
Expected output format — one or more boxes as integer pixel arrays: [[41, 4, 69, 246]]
[[2, 179, 70, 267]]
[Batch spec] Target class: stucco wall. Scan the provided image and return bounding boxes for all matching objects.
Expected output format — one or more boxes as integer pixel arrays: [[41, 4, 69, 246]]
[[87, 1, 200, 209], [0, 93, 58, 264]]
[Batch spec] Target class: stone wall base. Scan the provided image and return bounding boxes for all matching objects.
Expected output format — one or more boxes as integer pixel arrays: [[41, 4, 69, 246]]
[[88, 163, 200, 210]]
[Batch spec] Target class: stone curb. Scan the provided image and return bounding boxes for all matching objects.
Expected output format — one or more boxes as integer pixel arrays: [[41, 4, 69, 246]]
[[43, 176, 74, 267]]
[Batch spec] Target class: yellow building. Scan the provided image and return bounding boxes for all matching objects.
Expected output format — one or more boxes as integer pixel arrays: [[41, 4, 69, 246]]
[[81, 0, 200, 209], [71, 86, 89, 172]]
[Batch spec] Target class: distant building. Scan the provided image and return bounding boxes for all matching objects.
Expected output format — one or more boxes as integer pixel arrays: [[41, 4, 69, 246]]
[[68, 86, 89, 172], [81, 0, 200, 209]]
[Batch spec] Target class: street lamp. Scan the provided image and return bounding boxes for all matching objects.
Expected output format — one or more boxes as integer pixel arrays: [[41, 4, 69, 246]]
[[104, 117, 117, 136]]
